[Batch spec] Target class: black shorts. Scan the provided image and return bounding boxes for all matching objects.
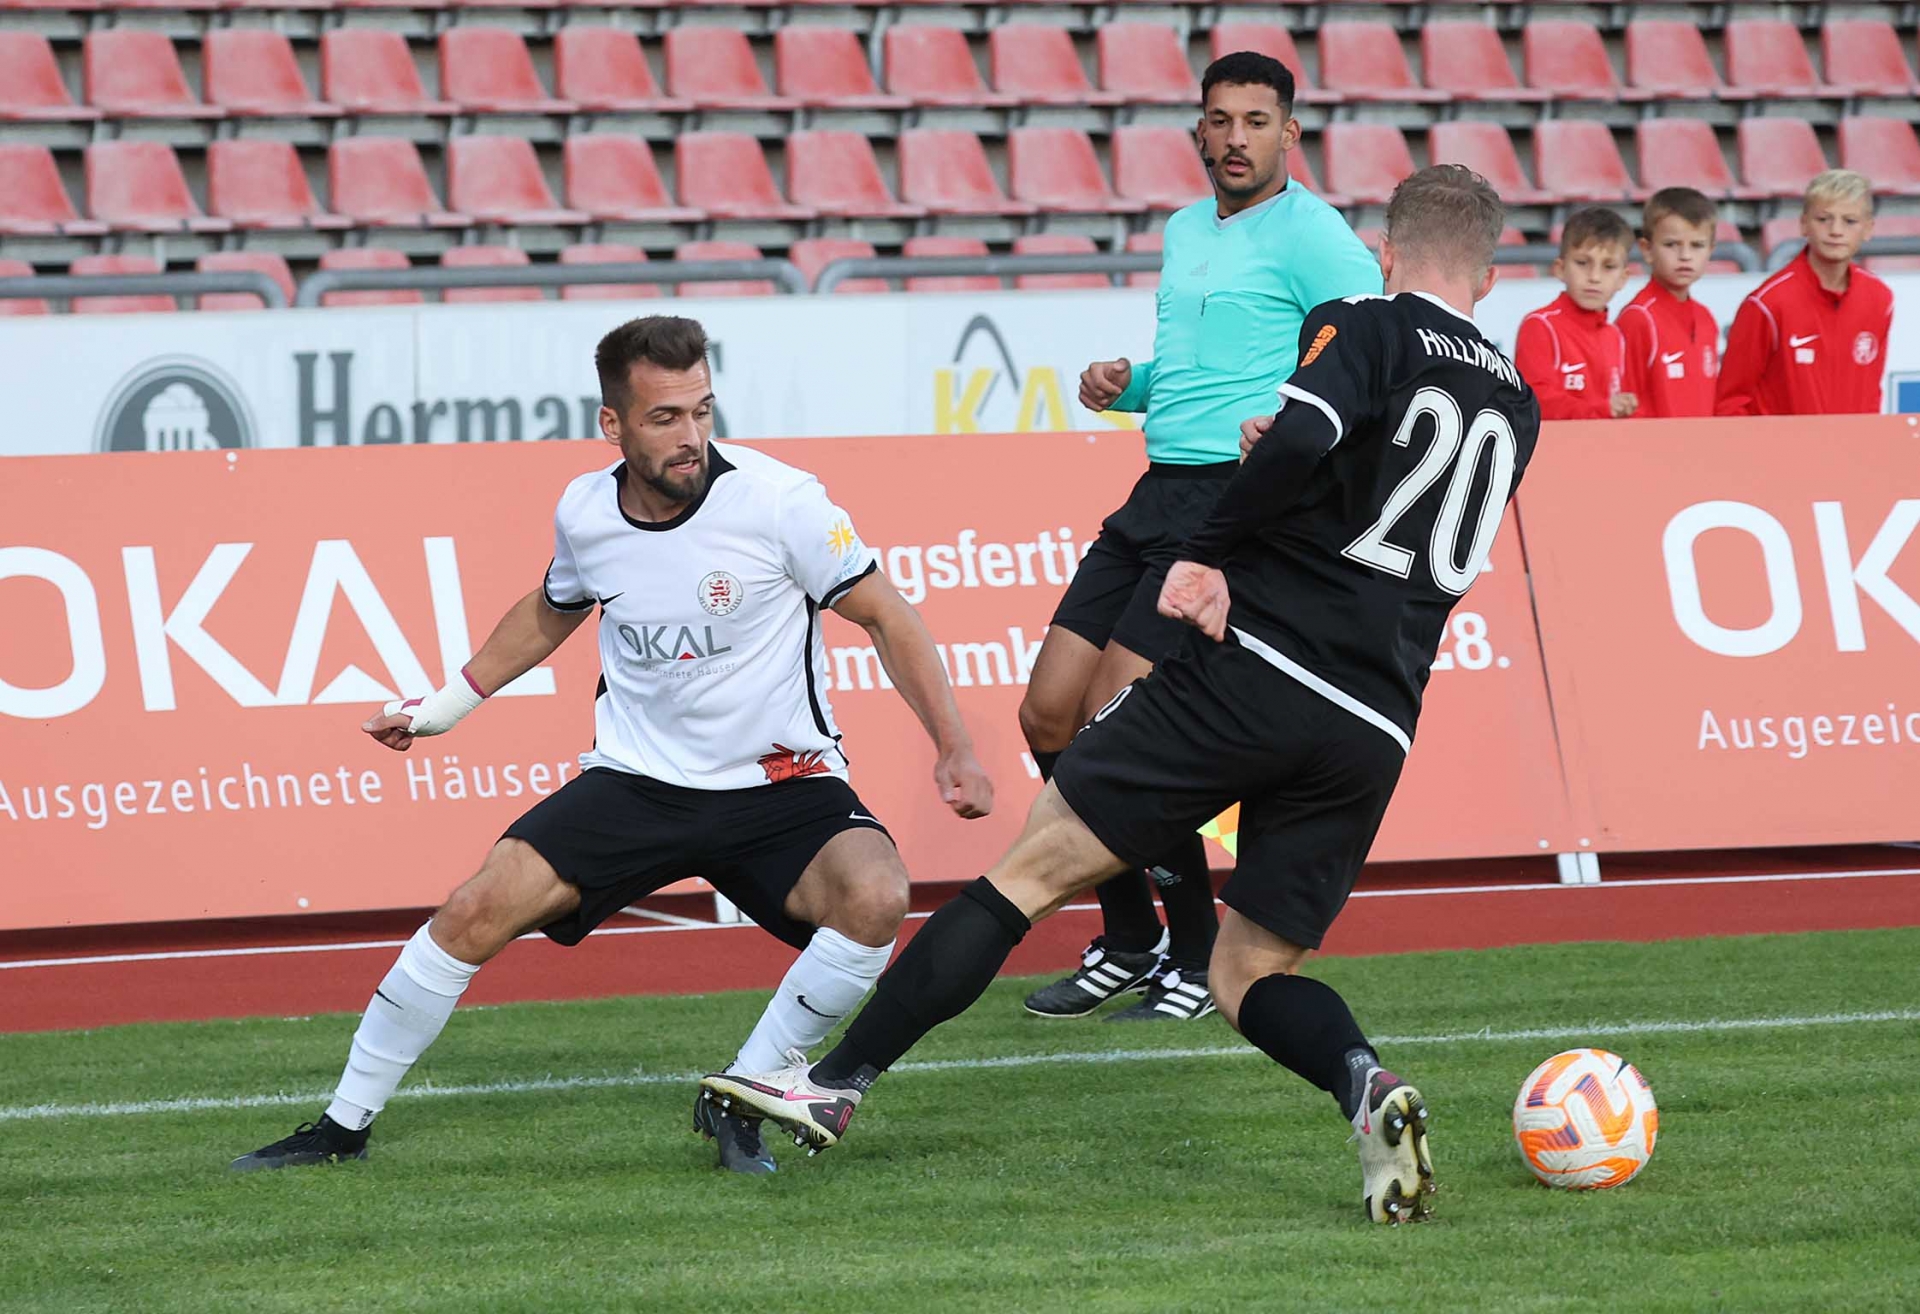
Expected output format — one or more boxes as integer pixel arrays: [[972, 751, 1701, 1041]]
[[1050, 461, 1236, 661], [501, 769, 892, 949], [1051, 635, 1406, 950]]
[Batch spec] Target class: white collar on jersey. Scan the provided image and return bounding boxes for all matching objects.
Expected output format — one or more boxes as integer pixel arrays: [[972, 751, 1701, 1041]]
[[1407, 290, 1478, 327]]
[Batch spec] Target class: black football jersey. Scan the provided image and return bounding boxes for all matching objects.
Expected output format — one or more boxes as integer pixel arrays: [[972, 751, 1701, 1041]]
[[1181, 291, 1542, 747]]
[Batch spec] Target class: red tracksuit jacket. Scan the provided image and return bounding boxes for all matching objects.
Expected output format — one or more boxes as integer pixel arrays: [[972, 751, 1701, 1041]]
[[1515, 293, 1626, 421], [1714, 250, 1894, 416], [1618, 281, 1719, 418]]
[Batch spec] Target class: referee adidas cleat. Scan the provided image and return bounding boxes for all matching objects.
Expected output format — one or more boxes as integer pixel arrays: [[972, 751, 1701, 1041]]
[[1105, 963, 1217, 1022], [1022, 934, 1166, 1018], [228, 1114, 370, 1173], [699, 1049, 861, 1154], [693, 1089, 777, 1175], [1352, 1069, 1435, 1224]]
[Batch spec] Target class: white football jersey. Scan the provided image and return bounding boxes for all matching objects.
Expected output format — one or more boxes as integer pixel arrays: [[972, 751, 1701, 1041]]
[[542, 442, 879, 791]]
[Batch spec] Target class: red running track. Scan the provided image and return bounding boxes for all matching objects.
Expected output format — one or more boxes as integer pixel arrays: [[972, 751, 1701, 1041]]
[[3, 848, 1917, 1034]]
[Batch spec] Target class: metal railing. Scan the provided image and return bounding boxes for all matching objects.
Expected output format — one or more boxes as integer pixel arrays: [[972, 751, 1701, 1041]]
[[1496, 242, 1763, 273], [814, 252, 1162, 294], [0, 270, 289, 310], [291, 259, 807, 306], [1765, 235, 1920, 271]]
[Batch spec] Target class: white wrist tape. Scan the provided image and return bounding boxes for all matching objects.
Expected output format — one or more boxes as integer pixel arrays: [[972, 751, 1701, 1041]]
[[384, 670, 485, 737]]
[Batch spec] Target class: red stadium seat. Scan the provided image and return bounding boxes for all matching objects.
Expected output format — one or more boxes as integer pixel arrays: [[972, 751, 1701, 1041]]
[[1522, 21, 1621, 100], [1626, 21, 1741, 101], [207, 140, 352, 230], [1864, 214, 1920, 273], [786, 131, 925, 219], [0, 145, 107, 236], [1209, 24, 1333, 104], [665, 28, 798, 111], [322, 30, 456, 115], [85, 141, 231, 234], [990, 27, 1122, 107], [1287, 149, 1347, 208], [558, 242, 659, 301], [1531, 120, 1640, 202], [203, 30, 337, 119], [897, 129, 1036, 217], [0, 33, 101, 123], [1494, 226, 1538, 281], [1422, 23, 1546, 102], [69, 253, 174, 315], [0, 258, 47, 317], [317, 247, 422, 309], [901, 235, 996, 293], [1635, 120, 1757, 201], [445, 136, 589, 226], [83, 31, 223, 119], [1838, 117, 1920, 197], [1011, 233, 1105, 290], [673, 240, 773, 297], [1821, 21, 1920, 98], [674, 133, 815, 222], [1318, 22, 1448, 103], [329, 138, 470, 229], [776, 29, 909, 110], [788, 237, 887, 293], [1723, 19, 1824, 97], [1096, 23, 1198, 104], [1111, 124, 1211, 211], [1736, 118, 1828, 198], [563, 136, 703, 223], [440, 29, 574, 114], [884, 28, 1015, 108], [440, 245, 542, 304], [1124, 230, 1161, 289], [1008, 126, 1144, 214], [196, 250, 295, 311], [1428, 122, 1550, 205], [554, 28, 690, 113], [1320, 123, 1414, 206]]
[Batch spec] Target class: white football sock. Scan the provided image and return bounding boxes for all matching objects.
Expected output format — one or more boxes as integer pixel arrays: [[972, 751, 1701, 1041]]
[[727, 928, 895, 1075], [325, 923, 480, 1130]]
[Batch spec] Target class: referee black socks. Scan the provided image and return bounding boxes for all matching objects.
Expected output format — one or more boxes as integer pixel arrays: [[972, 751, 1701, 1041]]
[[1235, 973, 1377, 1120], [814, 877, 1031, 1084]]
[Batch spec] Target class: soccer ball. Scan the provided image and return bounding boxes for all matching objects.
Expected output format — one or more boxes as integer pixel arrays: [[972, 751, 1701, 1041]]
[[1512, 1048, 1658, 1189]]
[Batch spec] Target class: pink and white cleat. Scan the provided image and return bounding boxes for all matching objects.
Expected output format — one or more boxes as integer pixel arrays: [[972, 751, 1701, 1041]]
[[699, 1049, 862, 1155]]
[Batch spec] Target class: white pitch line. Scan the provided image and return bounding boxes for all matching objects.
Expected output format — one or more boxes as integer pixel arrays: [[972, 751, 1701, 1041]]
[[1, 1007, 1914, 1126], [4, 866, 1918, 973]]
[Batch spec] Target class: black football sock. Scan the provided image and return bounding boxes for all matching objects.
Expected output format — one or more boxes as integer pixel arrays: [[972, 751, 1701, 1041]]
[[813, 878, 1031, 1086], [1092, 869, 1163, 953], [1152, 833, 1219, 970], [1235, 973, 1378, 1120], [1032, 749, 1061, 781]]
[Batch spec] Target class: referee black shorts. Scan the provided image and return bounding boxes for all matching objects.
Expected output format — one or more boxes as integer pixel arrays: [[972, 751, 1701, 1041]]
[[1049, 461, 1236, 661], [1051, 635, 1406, 951], [501, 768, 893, 949]]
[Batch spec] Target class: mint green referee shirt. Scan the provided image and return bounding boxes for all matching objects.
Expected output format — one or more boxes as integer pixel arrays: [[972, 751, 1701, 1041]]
[[1111, 184, 1384, 464]]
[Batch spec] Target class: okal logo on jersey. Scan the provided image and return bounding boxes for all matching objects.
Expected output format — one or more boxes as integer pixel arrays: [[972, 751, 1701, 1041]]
[[96, 357, 256, 452], [698, 570, 744, 616], [616, 623, 734, 663]]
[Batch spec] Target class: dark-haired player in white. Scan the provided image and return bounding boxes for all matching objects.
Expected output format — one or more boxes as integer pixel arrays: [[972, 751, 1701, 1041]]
[[232, 316, 992, 1177], [706, 166, 1540, 1224]]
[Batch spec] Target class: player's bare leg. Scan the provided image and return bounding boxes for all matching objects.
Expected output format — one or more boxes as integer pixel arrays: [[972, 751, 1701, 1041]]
[[697, 828, 906, 1172], [1210, 910, 1433, 1224], [703, 784, 1126, 1150], [230, 841, 579, 1171]]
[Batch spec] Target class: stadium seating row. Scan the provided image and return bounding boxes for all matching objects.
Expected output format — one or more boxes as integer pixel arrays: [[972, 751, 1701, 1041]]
[[7, 118, 1915, 241], [2, 19, 1916, 123]]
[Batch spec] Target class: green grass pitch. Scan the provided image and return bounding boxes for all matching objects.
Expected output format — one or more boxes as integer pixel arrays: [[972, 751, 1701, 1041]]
[[3, 928, 1917, 1313]]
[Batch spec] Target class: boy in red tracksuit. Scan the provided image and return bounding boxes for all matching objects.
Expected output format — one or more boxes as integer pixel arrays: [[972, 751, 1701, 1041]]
[[1716, 169, 1894, 416], [1516, 208, 1637, 420], [1619, 188, 1721, 417]]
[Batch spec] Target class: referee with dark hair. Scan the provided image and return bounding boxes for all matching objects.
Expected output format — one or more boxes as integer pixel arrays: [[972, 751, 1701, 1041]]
[[709, 165, 1542, 1226], [1019, 51, 1382, 1024]]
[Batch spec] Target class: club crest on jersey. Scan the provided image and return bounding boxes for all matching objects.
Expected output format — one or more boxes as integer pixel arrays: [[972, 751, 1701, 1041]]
[[698, 570, 745, 617], [1854, 332, 1879, 366], [759, 743, 831, 783]]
